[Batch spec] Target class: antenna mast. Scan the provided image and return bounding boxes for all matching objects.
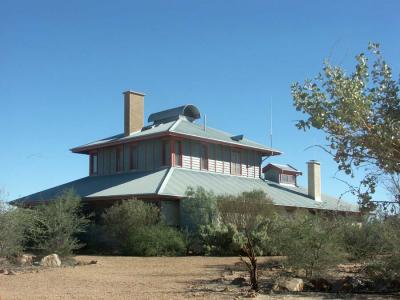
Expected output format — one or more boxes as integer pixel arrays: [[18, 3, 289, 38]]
[[269, 100, 273, 148]]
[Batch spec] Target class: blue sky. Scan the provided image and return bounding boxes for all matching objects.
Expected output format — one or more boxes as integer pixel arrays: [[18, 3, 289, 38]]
[[1, 0, 399, 203]]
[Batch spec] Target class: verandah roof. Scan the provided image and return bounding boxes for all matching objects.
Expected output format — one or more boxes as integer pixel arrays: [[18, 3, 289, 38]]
[[13, 167, 358, 213]]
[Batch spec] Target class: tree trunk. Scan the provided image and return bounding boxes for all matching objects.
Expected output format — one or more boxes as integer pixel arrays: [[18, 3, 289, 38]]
[[241, 235, 259, 291], [249, 255, 258, 291]]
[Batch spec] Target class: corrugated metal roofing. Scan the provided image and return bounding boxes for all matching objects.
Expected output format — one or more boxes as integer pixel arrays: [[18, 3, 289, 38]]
[[172, 119, 279, 153], [71, 117, 281, 155], [264, 163, 302, 173], [13, 169, 169, 204], [72, 121, 176, 150], [160, 168, 359, 212], [13, 167, 358, 213]]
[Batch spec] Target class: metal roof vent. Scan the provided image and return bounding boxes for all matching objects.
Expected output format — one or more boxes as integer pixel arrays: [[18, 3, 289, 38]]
[[231, 134, 244, 141], [148, 104, 201, 124]]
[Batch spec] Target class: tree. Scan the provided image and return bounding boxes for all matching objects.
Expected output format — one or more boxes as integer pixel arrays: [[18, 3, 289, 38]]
[[102, 199, 186, 256], [181, 187, 218, 232], [280, 213, 346, 278], [102, 199, 159, 253], [291, 43, 400, 211], [217, 190, 276, 291], [0, 202, 33, 256], [31, 189, 90, 256]]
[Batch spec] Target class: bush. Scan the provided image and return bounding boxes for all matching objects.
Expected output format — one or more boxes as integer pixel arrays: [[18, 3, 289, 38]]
[[181, 187, 218, 233], [102, 200, 186, 256], [280, 214, 346, 278], [199, 223, 241, 256], [124, 225, 187, 256], [361, 216, 400, 281], [0, 203, 33, 256], [30, 189, 90, 256], [341, 218, 394, 261], [102, 199, 159, 252]]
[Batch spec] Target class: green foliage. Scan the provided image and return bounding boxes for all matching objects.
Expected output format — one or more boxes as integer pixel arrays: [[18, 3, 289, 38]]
[[102, 200, 186, 256], [341, 217, 398, 261], [291, 43, 400, 210], [0, 203, 33, 256], [280, 214, 346, 278], [102, 199, 159, 252], [124, 225, 187, 256], [30, 189, 90, 256], [181, 187, 218, 233], [352, 216, 400, 281], [217, 190, 275, 233], [199, 223, 241, 256], [183, 189, 278, 258]]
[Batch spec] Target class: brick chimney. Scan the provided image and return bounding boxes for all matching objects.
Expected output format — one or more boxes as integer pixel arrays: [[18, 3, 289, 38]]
[[124, 91, 145, 136], [307, 160, 321, 202]]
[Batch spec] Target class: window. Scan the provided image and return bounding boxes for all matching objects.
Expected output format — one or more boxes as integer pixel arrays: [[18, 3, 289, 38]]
[[161, 140, 168, 166], [90, 152, 98, 175], [280, 174, 296, 185], [130, 145, 138, 170], [200, 144, 208, 170], [174, 140, 182, 167], [116, 147, 123, 172], [231, 150, 241, 175]]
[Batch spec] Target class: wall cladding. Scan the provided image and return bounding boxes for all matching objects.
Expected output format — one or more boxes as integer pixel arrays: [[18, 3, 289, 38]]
[[92, 137, 262, 178]]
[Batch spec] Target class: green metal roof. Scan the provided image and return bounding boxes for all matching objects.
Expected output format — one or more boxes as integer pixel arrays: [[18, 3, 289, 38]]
[[13, 167, 358, 213], [12, 169, 169, 204], [160, 168, 359, 212], [71, 118, 281, 155], [264, 163, 301, 173]]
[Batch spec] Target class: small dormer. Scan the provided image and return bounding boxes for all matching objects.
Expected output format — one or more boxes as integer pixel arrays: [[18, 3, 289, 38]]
[[262, 163, 302, 186]]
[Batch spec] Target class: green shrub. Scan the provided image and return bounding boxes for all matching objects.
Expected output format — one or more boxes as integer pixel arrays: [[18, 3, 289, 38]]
[[199, 223, 241, 256], [365, 254, 400, 281], [341, 218, 393, 261], [102, 200, 186, 256], [124, 225, 187, 256], [361, 215, 400, 281], [102, 199, 159, 252], [181, 187, 218, 233], [279, 214, 346, 278], [30, 189, 90, 256], [0, 204, 33, 256]]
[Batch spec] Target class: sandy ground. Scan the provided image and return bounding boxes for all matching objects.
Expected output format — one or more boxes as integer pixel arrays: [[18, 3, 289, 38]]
[[0, 256, 397, 300]]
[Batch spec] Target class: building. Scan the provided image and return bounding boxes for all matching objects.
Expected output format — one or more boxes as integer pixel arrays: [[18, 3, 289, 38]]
[[13, 91, 359, 225]]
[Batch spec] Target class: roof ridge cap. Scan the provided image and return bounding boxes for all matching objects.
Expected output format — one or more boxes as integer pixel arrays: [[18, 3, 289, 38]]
[[168, 118, 182, 132]]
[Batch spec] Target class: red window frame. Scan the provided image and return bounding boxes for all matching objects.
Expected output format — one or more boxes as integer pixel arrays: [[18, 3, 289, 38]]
[[200, 144, 208, 171], [115, 146, 123, 172], [129, 144, 138, 170], [90, 152, 98, 175], [231, 150, 241, 175], [161, 140, 168, 166], [174, 140, 183, 167]]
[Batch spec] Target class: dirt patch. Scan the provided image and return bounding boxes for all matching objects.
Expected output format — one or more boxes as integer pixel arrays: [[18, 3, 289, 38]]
[[0, 256, 398, 299]]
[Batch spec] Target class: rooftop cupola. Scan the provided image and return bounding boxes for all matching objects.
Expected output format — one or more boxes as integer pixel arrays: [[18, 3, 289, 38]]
[[148, 104, 200, 125]]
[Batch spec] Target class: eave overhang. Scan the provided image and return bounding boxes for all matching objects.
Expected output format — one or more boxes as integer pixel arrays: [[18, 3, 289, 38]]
[[71, 131, 282, 157]]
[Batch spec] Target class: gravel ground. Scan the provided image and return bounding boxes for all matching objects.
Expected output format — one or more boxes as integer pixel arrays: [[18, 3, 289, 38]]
[[0, 256, 240, 300], [0, 256, 397, 300]]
